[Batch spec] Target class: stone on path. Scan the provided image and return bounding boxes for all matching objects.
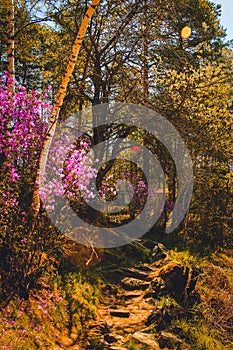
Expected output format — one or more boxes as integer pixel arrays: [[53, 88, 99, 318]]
[[109, 309, 130, 318], [119, 291, 143, 300], [152, 243, 168, 261], [121, 277, 150, 290], [158, 331, 185, 349], [131, 331, 161, 349], [121, 267, 150, 281]]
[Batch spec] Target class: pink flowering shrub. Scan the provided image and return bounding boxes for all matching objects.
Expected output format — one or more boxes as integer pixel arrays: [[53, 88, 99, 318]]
[[0, 74, 52, 297], [0, 74, 99, 297], [0, 74, 49, 224], [39, 139, 98, 212]]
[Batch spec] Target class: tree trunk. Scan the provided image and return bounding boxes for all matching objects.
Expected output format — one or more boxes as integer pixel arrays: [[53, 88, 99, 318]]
[[142, 0, 149, 106], [93, 50, 105, 158], [1, 0, 15, 170], [33, 0, 101, 213], [142, 0, 149, 172], [6, 0, 15, 85]]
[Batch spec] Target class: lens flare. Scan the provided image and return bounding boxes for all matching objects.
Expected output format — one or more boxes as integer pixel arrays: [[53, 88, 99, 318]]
[[180, 26, 191, 39]]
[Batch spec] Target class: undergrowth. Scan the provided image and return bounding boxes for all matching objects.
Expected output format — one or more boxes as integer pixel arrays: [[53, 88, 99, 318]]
[[0, 269, 101, 350]]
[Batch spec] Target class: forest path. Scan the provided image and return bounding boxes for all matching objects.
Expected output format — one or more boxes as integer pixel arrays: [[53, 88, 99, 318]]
[[55, 244, 191, 349], [77, 263, 163, 349]]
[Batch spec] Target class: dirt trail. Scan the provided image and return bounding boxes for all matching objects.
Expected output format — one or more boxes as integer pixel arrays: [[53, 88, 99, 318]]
[[56, 245, 192, 349], [77, 261, 169, 349]]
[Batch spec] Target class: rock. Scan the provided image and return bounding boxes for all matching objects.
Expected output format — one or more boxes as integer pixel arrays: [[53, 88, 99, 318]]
[[159, 263, 189, 300], [61, 237, 103, 267], [57, 335, 74, 347], [152, 243, 168, 261], [121, 277, 150, 291], [186, 268, 199, 295], [131, 331, 161, 349], [158, 331, 183, 349], [144, 277, 166, 298], [146, 305, 187, 330], [121, 267, 149, 281], [148, 261, 199, 303], [104, 334, 124, 346], [140, 264, 157, 272], [120, 291, 143, 300], [99, 321, 111, 335], [110, 309, 130, 318], [104, 334, 119, 343]]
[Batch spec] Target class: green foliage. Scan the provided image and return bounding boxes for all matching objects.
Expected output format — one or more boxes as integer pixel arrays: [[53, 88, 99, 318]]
[[0, 270, 101, 349], [0, 212, 62, 300], [197, 252, 233, 343], [157, 295, 180, 309], [169, 250, 233, 349], [125, 338, 143, 350], [60, 271, 101, 332], [174, 320, 229, 350], [0, 1, 232, 348], [169, 250, 202, 268], [0, 280, 69, 349], [152, 44, 233, 249]]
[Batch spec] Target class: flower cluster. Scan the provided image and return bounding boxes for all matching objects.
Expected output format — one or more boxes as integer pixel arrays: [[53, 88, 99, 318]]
[[0, 75, 50, 168], [99, 172, 148, 216], [0, 74, 99, 218], [98, 174, 117, 200], [39, 138, 99, 211], [0, 285, 69, 349], [0, 74, 50, 217]]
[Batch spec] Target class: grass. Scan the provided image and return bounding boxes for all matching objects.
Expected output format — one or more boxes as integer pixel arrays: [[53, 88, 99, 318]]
[[125, 338, 143, 350], [168, 249, 233, 349], [1, 247, 232, 349], [174, 319, 231, 350], [146, 248, 233, 349], [168, 249, 202, 268], [0, 269, 102, 350]]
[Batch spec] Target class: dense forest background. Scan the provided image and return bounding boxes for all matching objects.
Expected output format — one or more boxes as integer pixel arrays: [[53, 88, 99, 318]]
[[0, 0, 232, 349]]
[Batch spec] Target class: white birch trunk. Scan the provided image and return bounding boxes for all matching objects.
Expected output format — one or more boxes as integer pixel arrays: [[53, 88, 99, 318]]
[[6, 0, 15, 85], [33, 0, 100, 213]]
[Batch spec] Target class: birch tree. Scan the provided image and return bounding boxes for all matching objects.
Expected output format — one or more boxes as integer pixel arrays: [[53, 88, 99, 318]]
[[33, 0, 101, 212], [6, 0, 14, 84]]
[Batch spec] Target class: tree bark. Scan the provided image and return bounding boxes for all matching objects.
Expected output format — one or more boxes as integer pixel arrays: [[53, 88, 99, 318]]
[[6, 0, 15, 85], [33, 0, 101, 213], [142, 0, 149, 106]]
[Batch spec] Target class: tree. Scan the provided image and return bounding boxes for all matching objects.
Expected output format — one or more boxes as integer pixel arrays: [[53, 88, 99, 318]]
[[33, 0, 101, 212], [6, 0, 14, 82], [1, 0, 232, 255], [151, 44, 233, 247], [1, 0, 68, 91]]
